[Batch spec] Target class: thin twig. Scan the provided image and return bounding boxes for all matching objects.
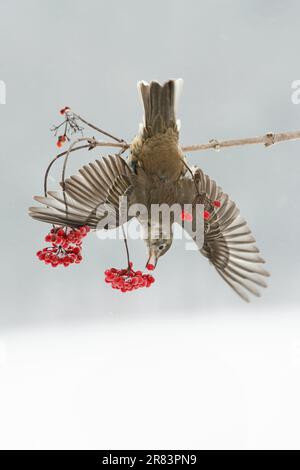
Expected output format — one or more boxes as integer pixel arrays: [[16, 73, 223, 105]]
[[121, 225, 131, 271], [71, 111, 126, 144], [181, 129, 300, 153]]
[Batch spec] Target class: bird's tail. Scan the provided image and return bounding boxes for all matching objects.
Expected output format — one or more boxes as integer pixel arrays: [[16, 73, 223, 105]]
[[137, 79, 183, 137]]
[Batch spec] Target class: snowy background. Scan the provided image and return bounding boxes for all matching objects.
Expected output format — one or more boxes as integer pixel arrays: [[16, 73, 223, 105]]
[[0, 0, 300, 449]]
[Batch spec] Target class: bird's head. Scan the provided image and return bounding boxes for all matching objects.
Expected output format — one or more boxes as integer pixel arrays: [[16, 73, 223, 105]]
[[145, 235, 173, 270], [139, 201, 175, 270]]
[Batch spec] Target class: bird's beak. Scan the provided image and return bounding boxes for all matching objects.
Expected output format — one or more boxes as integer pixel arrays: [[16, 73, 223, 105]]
[[146, 250, 158, 270]]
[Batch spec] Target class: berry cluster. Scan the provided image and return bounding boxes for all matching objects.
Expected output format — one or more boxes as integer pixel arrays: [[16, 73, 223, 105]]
[[104, 263, 155, 292], [52, 107, 83, 147], [36, 225, 90, 267]]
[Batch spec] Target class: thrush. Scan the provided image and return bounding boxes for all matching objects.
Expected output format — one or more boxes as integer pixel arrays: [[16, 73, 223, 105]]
[[29, 79, 269, 302]]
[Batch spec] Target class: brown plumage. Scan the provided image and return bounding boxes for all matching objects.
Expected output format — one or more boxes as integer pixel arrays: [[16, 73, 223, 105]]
[[129, 79, 184, 181], [29, 79, 269, 302]]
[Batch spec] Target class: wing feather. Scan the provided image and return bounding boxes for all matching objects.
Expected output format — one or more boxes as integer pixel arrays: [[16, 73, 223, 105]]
[[180, 167, 269, 301], [29, 154, 134, 229]]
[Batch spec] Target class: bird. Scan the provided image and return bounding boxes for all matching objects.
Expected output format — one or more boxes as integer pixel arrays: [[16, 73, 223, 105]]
[[29, 79, 269, 302]]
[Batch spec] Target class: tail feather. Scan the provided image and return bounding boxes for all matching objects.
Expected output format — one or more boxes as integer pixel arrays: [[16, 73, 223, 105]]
[[137, 79, 183, 137]]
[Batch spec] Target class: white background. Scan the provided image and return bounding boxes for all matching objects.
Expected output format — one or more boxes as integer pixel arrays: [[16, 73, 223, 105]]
[[1, 310, 300, 449]]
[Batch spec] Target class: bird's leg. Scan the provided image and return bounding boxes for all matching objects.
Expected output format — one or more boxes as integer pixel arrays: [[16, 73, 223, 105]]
[[180, 158, 201, 197]]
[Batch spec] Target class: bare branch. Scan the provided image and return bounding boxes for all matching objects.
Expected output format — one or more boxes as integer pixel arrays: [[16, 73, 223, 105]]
[[70, 111, 126, 144], [181, 129, 300, 153]]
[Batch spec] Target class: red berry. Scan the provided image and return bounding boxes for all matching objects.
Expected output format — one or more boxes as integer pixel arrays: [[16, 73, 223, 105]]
[[146, 263, 155, 271], [213, 200, 221, 208], [181, 211, 193, 222], [203, 210, 211, 220], [60, 106, 70, 115], [56, 135, 66, 148]]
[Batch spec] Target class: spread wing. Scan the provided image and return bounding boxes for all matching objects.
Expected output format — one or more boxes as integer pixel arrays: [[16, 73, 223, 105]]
[[29, 154, 134, 229], [179, 167, 270, 302]]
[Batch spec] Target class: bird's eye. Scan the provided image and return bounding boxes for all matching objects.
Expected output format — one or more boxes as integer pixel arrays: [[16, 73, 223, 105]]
[[159, 244, 164, 250]]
